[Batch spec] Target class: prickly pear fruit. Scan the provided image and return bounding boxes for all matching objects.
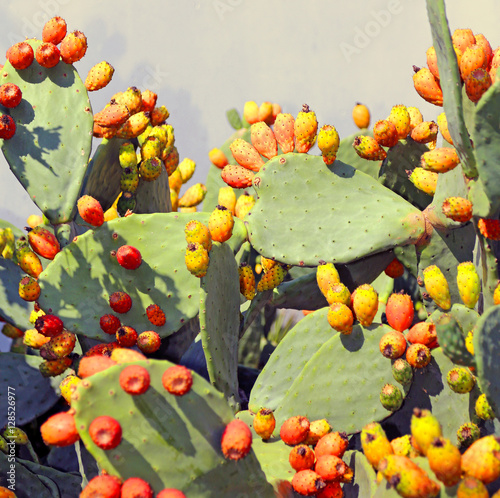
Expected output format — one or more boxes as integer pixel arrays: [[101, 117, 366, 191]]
[[442, 197, 473, 223], [465, 68, 492, 103], [23, 328, 51, 349], [139, 157, 162, 182], [6, 42, 34, 70], [42, 16, 67, 44], [59, 374, 81, 404], [18, 275, 40, 301], [208, 205, 234, 243], [327, 302, 354, 334], [94, 103, 131, 128], [0, 115, 16, 140], [391, 435, 419, 458], [457, 422, 481, 448], [26, 226, 60, 260], [461, 435, 500, 485], [316, 261, 340, 298], [120, 478, 152, 498], [460, 44, 488, 80], [40, 411, 80, 447], [156, 490, 186, 498], [303, 419, 332, 447], [217, 186, 236, 214], [89, 415, 122, 450], [140, 136, 162, 162], [291, 469, 326, 496], [421, 147, 460, 174], [208, 147, 228, 169], [221, 419, 252, 460], [280, 416, 310, 446], [243, 101, 259, 125], [315, 454, 348, 482], [77, 195, 104, 227], [116, 245, 142, 271], [289, 444, 315, 472], [379, 330, 407, 359], [385, 258, 405, 278], [256, 263, 287, 291], [387, 105, 411, 140], [314, 431, 348, 459], [407, 106, 423, 131], [446, 366, 475, 394], [229, 138, 265, 172], [116, 325, 138, 347], [477, 218, 500, 240], [145, 304, 165, 327], [168, 169, 183, 194], [436, 112, 453, 145], [1, 323, 23, 339], [373, 119, 399, 148], [410, 408, 442, 456], [119, 365, 150, 395], [84, 60, 114, 91], [386, 292, 414, 332], [325, 282, 351, 307], [408, 167, 438, 196], [422, 265, 451, 310], [0, 83, 22, 109], [251, 121, 277, 159], [352, 135, 387, 160], [60, 30, 87, 64], [392, 358, 413, 385], [406, 343, 432, 369], [78, 356, 116, 379], [425, 436, 462, 487], [40, 330, 76, 360], [410, 121, 438, 144], [238, 262, 256, 301], [406, 322, 437, 348], [475, 393, 495, 420], [380, 383, 403, 411], [80, 475, 122, 498], [352, 103, 370, 129], [178, 183, 207, 208], [99, 314, 121, 335], [109, 291, 132, 314], [352, 283, 378, 327], [274, 112, 295, 153], [234, 191, 255, 219], [15, 242, 43, 278], [184, 220, 212, 252], [317, 125, 340, 165], [185, 242, 209, 278], [253, 407, 276, 440], [413, 66, 444, 106], [294, 104, 318, 153], [116, 111, 150, 139], [360, 422, 394, 470], [456, 261, 480, 309], [456, 476, 489, 498], [39, 357, 72, 377], [137, 331, 161, 354], [162, 365, 193, 396]]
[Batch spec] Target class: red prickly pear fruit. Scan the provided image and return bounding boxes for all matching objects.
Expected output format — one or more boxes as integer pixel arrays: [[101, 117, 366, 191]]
[[162, 365, 193, 396], [40, 330, 76, 360], [121, 478, 153, 498], [442, 197, 473, 223], [478, 218, 500, 240], [0, 115, 16, 140], [40, 411, 80, 447], [280, 415, 310, 446], [77, 195, 104, 227], [109, 291, 132, 314], [446, 366, 475, 394], [6, 42, 34, 70], [251, 121, 278, 159], [243, 101, 259, 125], [208, 204, 234, 243], [386, 292, 414, 332], [410, 121, 438, 144], [392, 358, 413, 385], [116, 325, 138, 347], [406, 343, 432, 368], [208, 147, 228, 169], [315, 431, 349, 459], [465, 68, 492, 103], [156, 490, 186, 498], [387, 105, 411, 140], [289, 444, 316, 472], [18, 275, 40, 301], [35, 42, 60, 68], [352, 283, 378, 327], [238, 262, 256, 301], [42, 17, 67, 45], [274, 112, 295, 153], [78, 356, 117, 378], [35, 314, 64, 337], [119, 365, 150, 395], [318, 124, 340, 165], [413, 66, 444, 106], [60, 30, 87, 64], [373, 119, 399, 148], [94, 104, 131, 128], [137, 331, 161, 354], [457, 261, 480, 309], [291, 469, 326, 496], [145, 304, 166, 326], [379, 330, 407, 359], [461, 435, 500, 485], [380, 383, 403, 411], [253, 407, 276, 441], [116, 245, 142, 270], [317, 481, 343, 498], [39, 357, 72, 377], [327, 302, 354, 335], [385, 258, 405, 278], [422, 265, 451, 309], [406, 322, 437, 348], [140, 89, 157, 113], [460, 44, 488, 81], [352, 103, 370, 129], [229, 138, 265, 172], [99, 314, 121, 335], [184, 220, 212, 252], [83, 341, 119, 358], [80, 475, 122, 498], [89, 416, 122, 450], [185, 242, 210, 278], [0, 83, 22, 108], [221, 419, 252, 460], [85, 61, 115, 91], [352, 135, 387, 161], [26, 225, 60, 260], [315, 454, 348, 482], [294, 104, 318, 153]]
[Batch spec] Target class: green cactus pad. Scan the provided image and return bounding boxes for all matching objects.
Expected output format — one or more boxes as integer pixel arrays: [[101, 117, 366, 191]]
[[0, 39, 93, 224], [226, 108, 244, 130], [134, 166, 172, 214], [343, 450, 378, 498], [433, 313, 475, 367], [246, 153, 426, 266], [38, 213, 246, 341], [72, 359, 273, 495], [0, 353, 63, 427], [199, 242, 241, 411]]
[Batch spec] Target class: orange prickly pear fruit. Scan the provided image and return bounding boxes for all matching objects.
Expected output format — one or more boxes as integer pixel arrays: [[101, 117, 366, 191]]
[[94, 103, 130, 128], [316, 261, 340, 299], [327, 302, 354, 335], [243, 101, 259, 125], [291, 470, 326, 496], [93, 122, 116, 139], [352, 103, 370, 129], [465, 68, 492, 103], [19, 276, 40, 302], [150, 106, 170, 126], [387, 105, 411, 140], [406, 322, 437, 348], [6, 42, 34, 70], [325, 282, 351, 307], [217, 186, 236, 214], [42, 16, 67, 44], [360, 422, 393, 470], [407, 106, 424, 132], [385, 258, 405, 278], [280, 415, 310, 446], [442, 197, 473, 223], [178, 183, 207, 208], [303, 419, 332, 447], [294, 104, 318, 153], [184, 218, 212, 253], [315, 454, 348, 482], [258, 101, 274, 125], [437, 113, 453, 144], [221, 419, 252, 460], [457, 476, 489, 498], [15, 239, 43, 278], [80, 476, 123, 498], [115, 111, 150, 139], [169, 168, 183, 194], [208, 205, 234, 243], [208, 147, 228, 169], [460, 44, 488, 81], [221, 164, 255, 189], [314, 431, 348, 459], [229, 138, 264, 172], [353, 135, 387, 160], [352, 283, 378, 327], [475, 33, 493, 66], [60, 30, 87, 63], [456, 261, 480, 309], [39, 357, 73, 377], [408, 167, 438, 196], [185, 242, 209, 278], [406, 343, 432, 368], [77, 195, 105, 227], [421, 147, 460, 174], [317, 125, 340, 165], [238, 262, 256, 301], [452, 29, 476, 54], [140, 89, 157, 113], [410, 408, 442, 456], [40, 330, 77, 360], [272, 103, 281, 121], [386, 292, 414, 332], [257, 263, 287, 291], [26, 226, 60, 260], [494, 281, 500, 305], [234, 191, 255, 219], [373, 119, 399, 148], [23, 328, 51, 348], [426, 46, 440, 80], [410, 121, 438, 144], [40, 411, 80, 447], [426, 437, 462, 487], [273, 113, 295, 153], [478, 218, 500, 240], [289, 444, 316, 472], [413, 66, 444, 106], [379, 330, 407, 359], [85, 61, 114, 91], [113, 86, 143, 115], [253, 407, 276, 441], [461, 435, 500, 484]]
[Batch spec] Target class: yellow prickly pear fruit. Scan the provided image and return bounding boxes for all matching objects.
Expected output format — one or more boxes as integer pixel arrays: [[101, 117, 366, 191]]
[[387, 105, 411, 140], [316, 261, 340, 298], [353, 135, 387, 161], [140, 136, 162, 161], [258, 101, 274, 125], [253, 408, 276, 440], [26, 214, 43, 228], [352, 103, 370, 129], [294, 104, 318, 153], [360, 422, 394, 470], [408, 167, 438, 196], [178, 183, 207, 208], [421, 147, 460, 174], [29, 308, 45, 324], [59, 374, 82, 404], [160, 124, 175, 153], [0, 229, 6, 255], [15, 241, 43, 278], [406, 106, 423, 131], [456, 476, 489, 498], [378, 454, 441, 498], [494, 281, 500, 305], [410, 121, 438, 144], [426, 437, 462, 487], [178, 158, 196, 184], [185, 220, 212, 252], [327, 303, 354, 335], [256, 264, 287, 291], [422, 265, 451, 310], [475, 393, 495, 420], [103, 205, 119, 222], [234, 192, 255, 219], [461, 435, 500, 485], [390, 435, 419, 458], [243, 100, 259, 125], [218, 186, 237, 215], [170, 189, 178, 212], [118, 142, 137, 169], [85, 61, 114, 91], [238, 262, 256, 301], [325, 282, 351, 307], [465, 330, 474, 355], [410, 408, 442, 456], [437, 112, 453, 145], [317, 125, 340, 165], [168, 168, 183, 194], [185, 242, 209, 278], [179, 207, 197, 214], [115, 111, 150, 139], [208, 205, 234, 243], [352, 283, 378, 327], [260, 256, 277, 274], [2, 228, 15, 259], [18, 276, 40, 302], [456, 262, 480, 309]]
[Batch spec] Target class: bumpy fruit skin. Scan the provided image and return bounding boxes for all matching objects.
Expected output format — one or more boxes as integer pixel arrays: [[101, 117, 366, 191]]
[[475, 393, 495, 420], [422, 265, 451, 310], [386, 292, 414, 332], [392, 358, 413, 385], [35, 314, 64, 338], [218, 186, 236, 215], [456, 261, 480, 309], [0, 115, 16, 140], [162, 365, 193, 396], [121, 478, 153, 498], [80, 475, 122, 498], [294, 104, 318, 153], [410, 121, 438, 144], [379, 330, 407, 360], [274, 112, 295, 153], [178, 183, 207, 208], [442, 197, 473, 223], [352, 284, 378, 327], [406, 322, 437, 348], [39, 357, 73, 377], [35, 42, 60, 68], [317, 124, 340, 165], [316, 261, 340, 298], [99, 314, 121, 335], [60, 30, 87, 64], [407, 106, 424, 131], [94, 103, 131, 128], [457, 476, 489, 498], [27, 226, 60, 260], [139, 157, 163, 182], [15, 243, 43, 278], [437, 112, 453, 145], [0, 83, 22, 108], [315, 454, 347, 482], [352, 103, 370, 129], [457, 422, 481, 448], [6, 42, 34, 70], [385, 258, 405, 278], [221, 164, 255, 189], [421, 147, 460, 174], [116, 325, 138, 347], [23, 328, 51, 349], [352, 135, 387, 160], [461, 436, 500, 485], [229, 138, 264, 172], [145, 304, 166, 326], [465, 68, 492, 103], [208, 205, 234, 243], [184, 220, 212, 252], [42, 16, 67, 44], [391, 435, 419, 458], [18, 275, 40, 301], [40, 330, 76, 360], [478, 218, 500, 240], [77, 195, 104, 227], [185, 242, 210, 278], [315, 431, 349, 459], [243, 101, 259, 124], [137, 331, 161, 354], [325, 282, 351, 307], [387, 105, 411, 140], [380, 383, 403, 411], [251, 121, 277, 159], [303, 419, 332, 446], [109, 291, 132, 314], [221, 419, 252, 461], [78, 356, 117, 378], [59, 374, 81, 404], [85, 61, 114, 91], [408, 167, 438, 196], [119, 365, 150, 395], [116, 245, 142, 270], [413, 66, 444, 106], [291, 469, 326, 496], [460, 44, 488, 80], [360, 422, 394, 470], [256, 263, 287, 291], [327, 302, 354, 334], [116, 111, 151, 139], [40, 411, 80, 447], [410, 408, 442, 456], [253, 408, 276, 440], [289, 444, 316, 472], [89, 415, 122, 450], [373, 119, 399, 148], [406, 343, 431, 369], [280, 416, 310, 446], [238, 262, 256, 301]]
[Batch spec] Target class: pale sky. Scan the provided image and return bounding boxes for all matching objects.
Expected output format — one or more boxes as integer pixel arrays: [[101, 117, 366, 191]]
[[0, 0, 499, 227]]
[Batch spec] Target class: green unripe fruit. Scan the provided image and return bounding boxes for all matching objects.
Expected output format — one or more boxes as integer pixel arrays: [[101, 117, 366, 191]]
[[392, 358, 413, 385], [380, 383, 403, 412], [475, 393, 495, 420], [457, 422, 481, 448], [446, 367, 475, 394], [0, 434, 8, 453], [117, 192, 137, 217], [2, 427, 29, 445]]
